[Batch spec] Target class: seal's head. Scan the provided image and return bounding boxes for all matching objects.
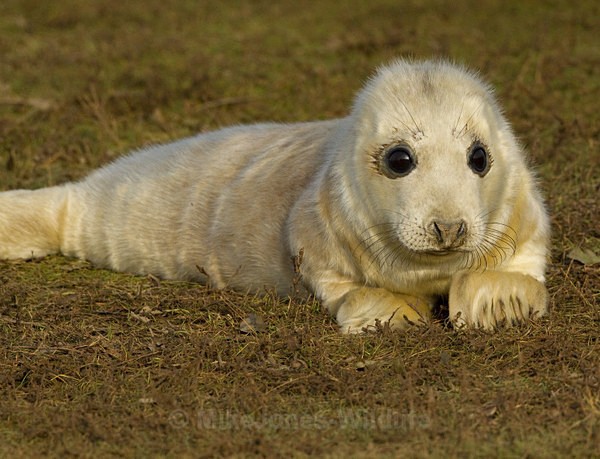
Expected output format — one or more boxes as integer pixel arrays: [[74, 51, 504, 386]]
[[335, 60, 527, 273]]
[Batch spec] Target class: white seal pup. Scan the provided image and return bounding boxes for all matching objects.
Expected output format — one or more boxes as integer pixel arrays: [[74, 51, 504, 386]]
[[0, 60, 550, 333]]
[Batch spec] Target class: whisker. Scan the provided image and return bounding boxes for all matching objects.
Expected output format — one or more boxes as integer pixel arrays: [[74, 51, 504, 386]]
[[353, 221, 403, 271], [454, 100, 484, 139], [397, 98, 425, 139], [452, 100, 466, 138], [368, 233, 402, 270]]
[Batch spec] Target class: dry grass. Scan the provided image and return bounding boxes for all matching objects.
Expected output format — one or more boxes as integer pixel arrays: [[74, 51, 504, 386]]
[[0, 0, 599, 457]]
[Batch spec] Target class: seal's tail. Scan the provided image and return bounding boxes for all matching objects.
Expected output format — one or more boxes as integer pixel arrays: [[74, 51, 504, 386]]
[[0, 185, 71, 260]]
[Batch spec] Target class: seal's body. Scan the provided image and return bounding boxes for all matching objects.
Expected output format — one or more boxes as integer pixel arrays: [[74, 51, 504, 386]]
[[0, 60, 550, 332]]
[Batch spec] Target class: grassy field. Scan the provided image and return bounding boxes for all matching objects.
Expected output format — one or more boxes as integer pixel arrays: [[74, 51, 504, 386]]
[[1, 0, 599, 457]]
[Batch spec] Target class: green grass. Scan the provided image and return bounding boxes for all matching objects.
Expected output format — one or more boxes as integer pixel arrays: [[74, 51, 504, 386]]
[[1, 0, 599, 457]]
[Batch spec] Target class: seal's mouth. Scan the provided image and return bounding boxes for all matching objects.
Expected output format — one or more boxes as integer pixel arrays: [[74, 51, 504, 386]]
[[420, 248, 468, 257], [425, 251, 453, 256]]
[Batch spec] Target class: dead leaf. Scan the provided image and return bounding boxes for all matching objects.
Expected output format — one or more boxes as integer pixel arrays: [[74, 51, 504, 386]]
[[567, 247, 600, 265], [239, 313, 266, 334], [130, 312, 150, 323]]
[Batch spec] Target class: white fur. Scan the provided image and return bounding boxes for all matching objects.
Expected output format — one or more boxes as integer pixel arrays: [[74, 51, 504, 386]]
[[0, 60, 550, 332]]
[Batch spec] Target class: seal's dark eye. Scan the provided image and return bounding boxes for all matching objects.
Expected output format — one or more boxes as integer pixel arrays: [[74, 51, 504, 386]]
[[384, 145, 415, 177], [468, 144, 491, 176]]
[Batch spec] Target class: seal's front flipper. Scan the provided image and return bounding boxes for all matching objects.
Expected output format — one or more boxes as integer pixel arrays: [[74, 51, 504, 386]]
[[332, 287, 433, 333], [449, 271, 548, 329]]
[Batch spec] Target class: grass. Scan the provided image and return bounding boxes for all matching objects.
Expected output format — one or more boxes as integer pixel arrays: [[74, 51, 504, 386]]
[[1, 0, 599, 457]]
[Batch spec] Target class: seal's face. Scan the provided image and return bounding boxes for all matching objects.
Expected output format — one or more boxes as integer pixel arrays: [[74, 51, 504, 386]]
[[344, 61, 519, 271]]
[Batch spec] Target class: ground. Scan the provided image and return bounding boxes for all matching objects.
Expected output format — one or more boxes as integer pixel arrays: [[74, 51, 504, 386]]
[[0, 0, 598, 457]]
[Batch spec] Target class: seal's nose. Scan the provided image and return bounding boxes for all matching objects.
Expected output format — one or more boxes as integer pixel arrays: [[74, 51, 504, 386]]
[[429, 219, 467, 248]]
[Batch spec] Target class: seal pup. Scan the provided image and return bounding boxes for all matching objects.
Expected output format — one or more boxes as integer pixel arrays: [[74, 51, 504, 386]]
[[0, 60, 550, 333]]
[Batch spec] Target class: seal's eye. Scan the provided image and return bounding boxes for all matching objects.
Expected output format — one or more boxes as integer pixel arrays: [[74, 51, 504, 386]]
[[384, 145, 415, 177], [468, 143, 491, 176]]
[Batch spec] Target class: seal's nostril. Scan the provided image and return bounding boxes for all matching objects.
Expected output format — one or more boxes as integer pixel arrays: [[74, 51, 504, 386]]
[[430, 220, 468, 247], [433, 221, 443, 242]]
